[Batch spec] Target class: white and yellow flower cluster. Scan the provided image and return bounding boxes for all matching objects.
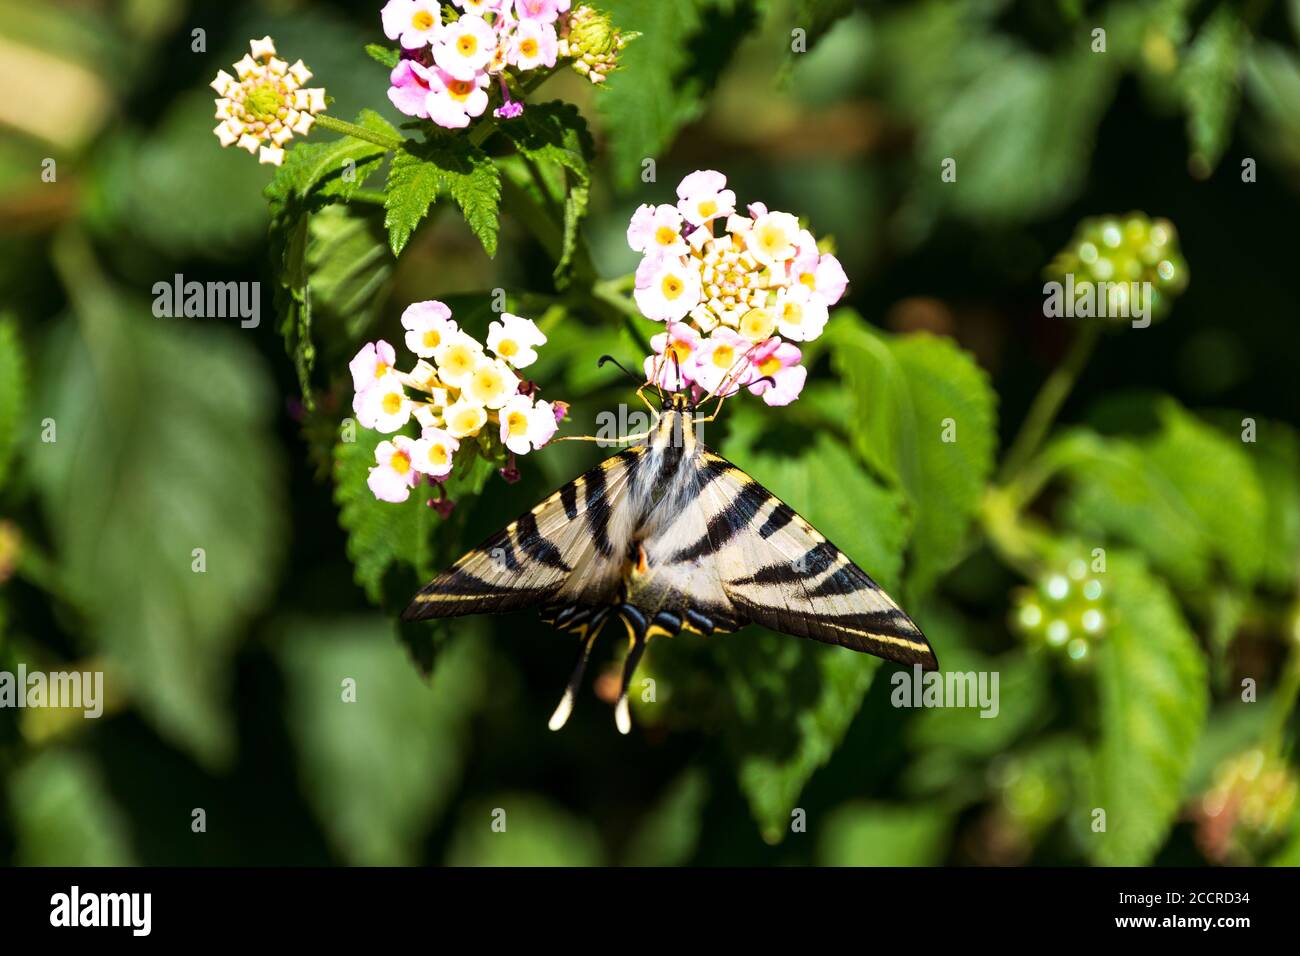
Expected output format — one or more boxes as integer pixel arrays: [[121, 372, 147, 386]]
[[350, 301, 564, 503], [210, 36, 326, 166], [629, 170, 848, 406]]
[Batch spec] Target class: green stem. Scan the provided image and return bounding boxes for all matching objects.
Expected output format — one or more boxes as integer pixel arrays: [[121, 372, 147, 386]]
[[1266, 603, 1300, 754], [314, 113, 403, 151], [998, 323, 1101, 484]]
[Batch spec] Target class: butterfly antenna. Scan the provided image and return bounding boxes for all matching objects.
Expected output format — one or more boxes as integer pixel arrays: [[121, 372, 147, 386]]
[[597, 354, 643, 387]]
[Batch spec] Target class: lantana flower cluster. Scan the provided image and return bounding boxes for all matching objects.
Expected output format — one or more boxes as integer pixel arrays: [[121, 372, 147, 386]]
[[628, 170, 848, 406], [382, 1, 630, 128], [350, 301, 565, 504], [210, 37, 326, 166]]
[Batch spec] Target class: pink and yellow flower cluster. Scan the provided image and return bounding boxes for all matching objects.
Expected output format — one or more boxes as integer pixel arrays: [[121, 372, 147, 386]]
[[350, 301, 564, 502], [381, 0, 569, 128], [628, 171, 848, 406]]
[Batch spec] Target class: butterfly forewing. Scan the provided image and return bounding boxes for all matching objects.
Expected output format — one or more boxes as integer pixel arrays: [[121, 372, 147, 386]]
[[402, 448, 645, 621]]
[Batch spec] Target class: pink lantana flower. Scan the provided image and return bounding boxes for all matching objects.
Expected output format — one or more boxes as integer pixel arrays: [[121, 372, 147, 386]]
[[402, 300, 458, 358], [510, 19, 559, 70], [643, 322, 701, 390], [425, 69, 491, 128], [368, 437, 420, 502], [515, 0, 562, 23], [434, 15, 498, 80], [411, 428, 459, 479], [627, 204, 687, 257], [634, 254, 701, 323], [381, 0, 443, 50], [387, 59, 434, 118], [349, 340, 397, 391], [748, 339, 806, 406], [676, 169, 736, 227], [692, 328, 755, 395]]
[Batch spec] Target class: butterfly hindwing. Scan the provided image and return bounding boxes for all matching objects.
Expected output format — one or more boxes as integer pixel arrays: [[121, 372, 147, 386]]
[[654, 449, 937, 669], [402, 448, 644, 621]]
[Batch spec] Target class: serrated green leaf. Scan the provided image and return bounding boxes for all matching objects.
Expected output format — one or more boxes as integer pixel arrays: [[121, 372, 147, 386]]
[[333, 428, 496, 607], [1181, 5, 1247, 177], [7, 749, 135, 866], [1089, 552, 1207, 866], [818, 801, 951, 866], [365, 43, 400, 68], [31, 306, 285, 767], [715, 427, 910, 843], [829, 318, 997, 596], [0, 316, 25, 489], [384, 138, 501, 256], [277, 616, 487, 865], [446, 794, 605, 865], [598, 0, 761, 189], [305, 204, 394, 350], [1058, 400, 1267, 591], [501, 101, 593, 283], [265, 109, 396, 206]]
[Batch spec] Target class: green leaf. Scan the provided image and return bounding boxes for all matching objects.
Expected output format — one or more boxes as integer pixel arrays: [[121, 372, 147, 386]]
[[266, 110, 397, 401], [829, 318, 997, 596], [304, 203, 394, 351], [7, 748, 135, 866], [265, 109, 396, 206], [817, 801, 951, 866], [705, 426, 911, 843], [446, 794, 605, 865], [1244, 44, 1300, 171], [365, 43, 400, 68], [276, 616, 488, 865], [501, 101, 593, 284], [1181, 5, 1247, 178], [622, 768, 710, 866], [31, 307, 285, 766], [0, 316, 25, 489], [333, 428, 496, 607], [598, 0, 762, 189], [1088, 551, 1208, 866], [384, 138, 501, 257], [1058, 400, 1267, 591]]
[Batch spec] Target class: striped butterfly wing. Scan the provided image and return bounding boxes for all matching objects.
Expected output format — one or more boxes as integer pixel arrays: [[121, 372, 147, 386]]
[[402, 448, 645, 622], [674, 449, 937, 669]]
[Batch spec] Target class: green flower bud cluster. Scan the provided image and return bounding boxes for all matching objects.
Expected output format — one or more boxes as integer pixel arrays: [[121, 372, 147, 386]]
[[1195, 748, 1299, 864], [1010, 557, 1108, 666], [558, 6, 638, 84], [1045, 213, 1189, 323]]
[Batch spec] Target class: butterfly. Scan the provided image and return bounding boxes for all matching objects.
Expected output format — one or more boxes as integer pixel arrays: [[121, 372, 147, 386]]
[[403, 387, 937, 734]]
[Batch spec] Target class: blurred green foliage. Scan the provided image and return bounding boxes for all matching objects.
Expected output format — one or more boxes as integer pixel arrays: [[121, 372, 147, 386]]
[[0, 0, 1298, 868]]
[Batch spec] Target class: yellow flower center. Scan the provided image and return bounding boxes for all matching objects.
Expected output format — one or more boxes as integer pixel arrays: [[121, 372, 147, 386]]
[[444, 345, 475, 376], [412, 10, 435, 30], [507, 411, 529, 436], [382, 392, 404, 415], [661, 273, 685, 300], [458, 34, 477, 56], [448, 79, 474, 100], [759, 356, 782, 377], [667, 340, 692, 363], [655, 225, 679, 247], [739, 307, 774, 341], [428, 444, 449, 465], [757, 224, 786, 255], [782, 301, 803, 325], [391, 449, 412, 475], [497, 338, 519, 358], [374, 361, 390, 377], [697, 199, 718, 220], [520, 38, 539, 57], [799, 272, 817, 289], [452, 407, 482, 433], [712, 344, 735, 368], [470, 366, 505, 401], [423, 329, 441, 349]]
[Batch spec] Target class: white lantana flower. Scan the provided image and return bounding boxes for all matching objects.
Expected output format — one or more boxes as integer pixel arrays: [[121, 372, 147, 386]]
[[210, 37, 325, 166], [487, 313, 547, 368]]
